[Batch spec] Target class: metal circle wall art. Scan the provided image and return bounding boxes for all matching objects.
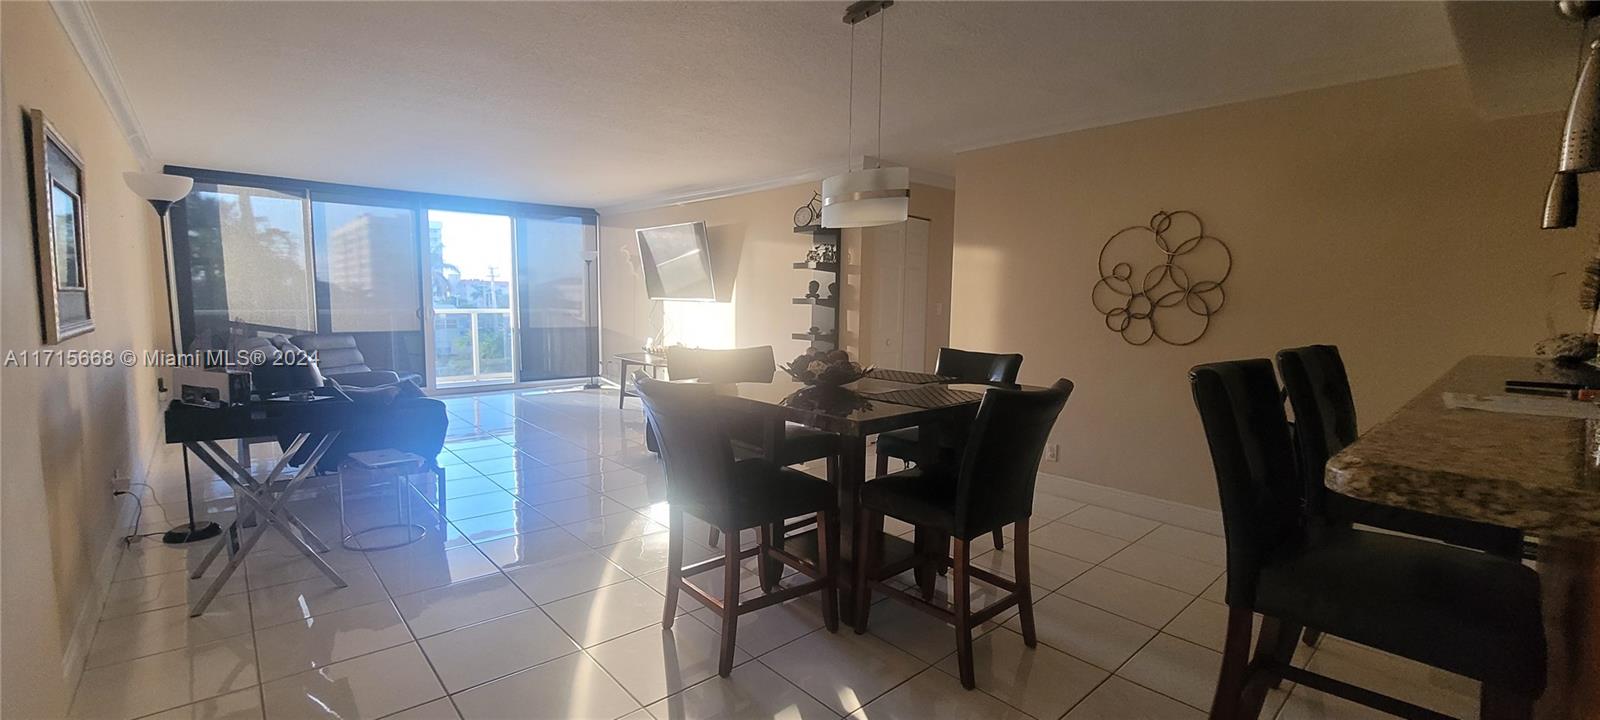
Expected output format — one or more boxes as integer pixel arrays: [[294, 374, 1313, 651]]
[[1091, 210, 1232, 346]]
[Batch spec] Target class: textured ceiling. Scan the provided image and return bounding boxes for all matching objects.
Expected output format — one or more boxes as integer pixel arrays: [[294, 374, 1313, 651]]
[[88, 1, 1461, 210]]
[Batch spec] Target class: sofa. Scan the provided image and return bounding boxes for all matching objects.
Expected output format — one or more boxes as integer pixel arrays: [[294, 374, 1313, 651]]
[[231, 334, 448, 471]]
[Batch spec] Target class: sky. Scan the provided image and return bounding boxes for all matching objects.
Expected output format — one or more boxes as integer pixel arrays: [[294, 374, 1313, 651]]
[[431, 209, 512, 282]]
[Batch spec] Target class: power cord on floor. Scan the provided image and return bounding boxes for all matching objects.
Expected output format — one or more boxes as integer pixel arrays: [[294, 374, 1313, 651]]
[[114, 481, 168, 545]]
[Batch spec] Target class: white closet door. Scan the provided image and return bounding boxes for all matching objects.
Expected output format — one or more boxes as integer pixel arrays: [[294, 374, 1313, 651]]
[[865, 217, 931, 372], [866, 222, 906, 370], [901, 217, 930, 372]]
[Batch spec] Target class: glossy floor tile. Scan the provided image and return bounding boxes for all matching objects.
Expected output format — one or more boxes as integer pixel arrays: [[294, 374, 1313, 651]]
[[760, 628, 925, 715], [418, 607, 580, 692], [852, 667, 1032, 719], [934, 627, 1107, 720], [70, 634, 258, 720], [92, 386, 1477, 720], [641, 660, 834, 720], [392, 573, 536, 638], [450, 652, 641, 720], [252, 600, 414, 682], [588, 616, 749, 705], [259, 643, 445, 720]]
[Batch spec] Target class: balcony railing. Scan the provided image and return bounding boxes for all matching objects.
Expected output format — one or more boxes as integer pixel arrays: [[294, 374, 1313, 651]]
[[433, 308, 514, 385]]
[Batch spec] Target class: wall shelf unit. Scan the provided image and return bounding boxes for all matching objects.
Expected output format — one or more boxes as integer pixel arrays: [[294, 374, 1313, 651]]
[[793, 224, 842, 352]]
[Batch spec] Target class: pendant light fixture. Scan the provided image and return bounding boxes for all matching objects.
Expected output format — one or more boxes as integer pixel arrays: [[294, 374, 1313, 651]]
[[821, 0, 910, 229], [1543, 0, 1600, 229]]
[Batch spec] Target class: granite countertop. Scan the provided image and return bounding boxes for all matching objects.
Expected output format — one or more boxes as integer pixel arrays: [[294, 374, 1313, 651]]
[[1326, 355, 1600, 540]]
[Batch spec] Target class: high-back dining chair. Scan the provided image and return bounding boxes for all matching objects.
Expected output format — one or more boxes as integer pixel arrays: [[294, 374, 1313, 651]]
[[635, 374, 839, 676], [664, 346, 842, 552], [664, 345, 777, 384], [853, 378, 1073, 689], [1275, 345, 1527, 649], [1276, 345, 1524, 556], [1190, 360, 1544, 720], [875, 346, 1024, 549]]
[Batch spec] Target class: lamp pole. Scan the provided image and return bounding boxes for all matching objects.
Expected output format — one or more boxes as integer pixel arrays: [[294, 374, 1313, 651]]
[[139, 188, 222, 544]]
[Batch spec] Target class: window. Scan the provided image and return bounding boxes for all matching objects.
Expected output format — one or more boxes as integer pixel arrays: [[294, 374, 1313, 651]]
[[168, 167, 598, 386], [175, 184, 314, 351]]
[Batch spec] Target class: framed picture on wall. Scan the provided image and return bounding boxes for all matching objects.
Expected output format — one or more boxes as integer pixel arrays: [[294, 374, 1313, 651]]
[[26, 108, 94, 343]]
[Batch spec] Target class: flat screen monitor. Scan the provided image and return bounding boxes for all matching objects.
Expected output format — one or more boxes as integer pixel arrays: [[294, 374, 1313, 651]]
[[637, 221, 716, 301]]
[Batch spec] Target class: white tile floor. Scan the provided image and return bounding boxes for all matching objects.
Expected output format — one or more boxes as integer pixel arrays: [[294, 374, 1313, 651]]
[[78, 387, 1481, 720]]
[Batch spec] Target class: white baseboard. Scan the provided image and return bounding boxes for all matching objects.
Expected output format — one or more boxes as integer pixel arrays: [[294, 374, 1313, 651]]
[[60, 431, 160, 701], [59, 494, 136, 696], [1035, 472, 1223, 537]]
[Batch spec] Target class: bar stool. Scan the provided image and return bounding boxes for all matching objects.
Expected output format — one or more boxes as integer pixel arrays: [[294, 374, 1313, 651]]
[[338, 449, 428, 551]]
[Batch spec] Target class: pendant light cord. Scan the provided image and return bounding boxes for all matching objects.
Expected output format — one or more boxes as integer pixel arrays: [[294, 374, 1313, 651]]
[[846, 20, 855, 173], [876, 7, 885, 169]]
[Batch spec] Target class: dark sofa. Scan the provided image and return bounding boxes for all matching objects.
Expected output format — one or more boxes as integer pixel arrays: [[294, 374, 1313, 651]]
[[240, 334, 448, 471]]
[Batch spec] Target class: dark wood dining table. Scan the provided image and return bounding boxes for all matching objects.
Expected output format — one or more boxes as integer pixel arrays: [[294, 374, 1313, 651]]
[[706, 373, 1014, 619], [1327, 356, 1600, 720]]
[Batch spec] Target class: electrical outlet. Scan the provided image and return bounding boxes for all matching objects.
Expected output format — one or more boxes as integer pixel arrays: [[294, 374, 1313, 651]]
[[109, 470, 130, 494], [1045, 444, 1060, 463]]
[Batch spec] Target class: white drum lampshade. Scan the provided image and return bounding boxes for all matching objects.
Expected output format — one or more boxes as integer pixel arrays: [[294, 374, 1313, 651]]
[[821, 166, 910, 229]]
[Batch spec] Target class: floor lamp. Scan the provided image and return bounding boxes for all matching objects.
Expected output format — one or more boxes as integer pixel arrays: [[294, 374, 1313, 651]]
[[124, 171, 222, 544]]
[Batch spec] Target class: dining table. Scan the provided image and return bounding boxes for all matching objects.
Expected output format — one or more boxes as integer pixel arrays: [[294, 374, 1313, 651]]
[[1326, 355, 1600, 720], [705, 370, 1017, 620]]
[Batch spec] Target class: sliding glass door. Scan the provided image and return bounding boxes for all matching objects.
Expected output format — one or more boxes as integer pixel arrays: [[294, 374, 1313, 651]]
[[428, 209, 516, 387], [312, 197, 424, 374], [168, 167, 600, 389], [516, 215, 595, 382]]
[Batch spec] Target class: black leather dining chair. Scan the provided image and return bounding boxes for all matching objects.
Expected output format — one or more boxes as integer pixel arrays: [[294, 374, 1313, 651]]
[[664, 346, 841, 551], [853, 378, 1073, 690], [1190, 360, 1544, 720], [636, 374, 839, 676], [875, 347, 1023, 550], [1276, 345, 1526, 647]]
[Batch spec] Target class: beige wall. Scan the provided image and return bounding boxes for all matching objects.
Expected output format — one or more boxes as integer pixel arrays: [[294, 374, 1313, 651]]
[[951, 67, 1593, 509], [599, 182, 954, 377], [2, 4, 171, 716]]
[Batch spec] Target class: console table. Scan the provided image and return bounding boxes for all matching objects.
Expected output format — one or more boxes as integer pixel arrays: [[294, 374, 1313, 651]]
[[165, 391, 359, 616], [615, 351, 668, 408]]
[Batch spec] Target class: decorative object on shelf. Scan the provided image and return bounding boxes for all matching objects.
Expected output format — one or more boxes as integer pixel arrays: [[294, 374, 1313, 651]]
[[794, 191, 823, 228], [818, 244, 838, 264], [26, 108, 94, 344], [1091, 209, 1232, 346], [820, 1, 910, 229], [1542, 0, 1600, 229], [781, 347, 870, 387], [1536, 332, 1598, 365], [805, 246, 821, 263], [806, 280, 821, 298], [828, 281, 839, 298], [810, 326, 822, 335]]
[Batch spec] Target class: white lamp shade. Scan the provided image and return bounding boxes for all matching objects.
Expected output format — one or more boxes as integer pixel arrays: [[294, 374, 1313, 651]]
[[123, 172, 194, 203], [821, 166, 910, 229]]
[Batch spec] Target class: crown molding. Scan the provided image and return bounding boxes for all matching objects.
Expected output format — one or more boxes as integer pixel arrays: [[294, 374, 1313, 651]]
[[598, 159, 954, 217], [910, 168, 956, 190], [49, 0, 153, 165], [598, 164, 838, 217], [949, 62, 1460, 156]]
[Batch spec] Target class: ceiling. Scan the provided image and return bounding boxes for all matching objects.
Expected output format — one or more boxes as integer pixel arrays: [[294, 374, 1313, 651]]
[[87, 1, 1464, 211]]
